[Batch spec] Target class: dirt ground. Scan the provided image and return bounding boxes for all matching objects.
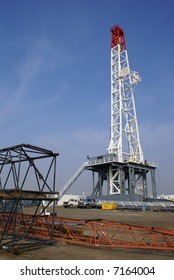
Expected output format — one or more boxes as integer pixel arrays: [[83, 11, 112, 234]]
[[0, 206, 174, 260]]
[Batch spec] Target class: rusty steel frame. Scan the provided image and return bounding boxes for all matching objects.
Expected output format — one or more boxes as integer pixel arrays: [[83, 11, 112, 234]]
[[52, 217, 174, 251], [1, 214, 174, 252], [0, 144, 59, 253]]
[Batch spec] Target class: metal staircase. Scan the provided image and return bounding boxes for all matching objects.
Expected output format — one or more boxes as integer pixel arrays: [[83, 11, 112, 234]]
[[59, 162, 87, 198]]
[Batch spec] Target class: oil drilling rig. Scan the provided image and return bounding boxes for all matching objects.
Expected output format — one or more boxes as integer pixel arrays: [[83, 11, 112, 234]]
[[60, 25, 157, 201]]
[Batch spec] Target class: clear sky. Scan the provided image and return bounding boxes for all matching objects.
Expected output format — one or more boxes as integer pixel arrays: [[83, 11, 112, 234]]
[[0, 0, 173, 195]]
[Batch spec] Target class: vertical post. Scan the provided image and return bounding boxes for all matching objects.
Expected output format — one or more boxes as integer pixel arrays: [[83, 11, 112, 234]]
[[128, 166, 135, 194], [17, 147, 22, 190], [142, 172, 148, 199], [151, 169, 157, 199], [92, 171, 95, 193], [120, 168, 126, 194], [108, 166, 113, 194]]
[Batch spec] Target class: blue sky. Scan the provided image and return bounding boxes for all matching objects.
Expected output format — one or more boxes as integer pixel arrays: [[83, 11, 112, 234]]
[[0, 0, 173, 195]]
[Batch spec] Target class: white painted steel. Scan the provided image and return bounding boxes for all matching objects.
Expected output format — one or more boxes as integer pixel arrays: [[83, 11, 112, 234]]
[[108, 44, 144, 164]]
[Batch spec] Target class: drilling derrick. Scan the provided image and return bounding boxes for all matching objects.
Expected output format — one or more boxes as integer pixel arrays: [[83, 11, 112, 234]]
[[108, 25, 143, 163], [85, 25, 157, 200], [60, 25, 157, 202]]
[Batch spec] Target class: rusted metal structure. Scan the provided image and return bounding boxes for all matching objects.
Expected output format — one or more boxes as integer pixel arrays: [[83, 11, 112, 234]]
[[1, 214, 174, 252], [49, 217, 174, 251], [0, 143, 59, 252]]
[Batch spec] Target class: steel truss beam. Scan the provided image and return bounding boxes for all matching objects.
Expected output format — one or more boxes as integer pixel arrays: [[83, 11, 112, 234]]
[[1, 214, 174, 252]]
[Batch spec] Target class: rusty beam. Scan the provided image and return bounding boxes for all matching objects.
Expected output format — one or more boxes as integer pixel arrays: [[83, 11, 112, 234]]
[[1, 214, 174, 252]]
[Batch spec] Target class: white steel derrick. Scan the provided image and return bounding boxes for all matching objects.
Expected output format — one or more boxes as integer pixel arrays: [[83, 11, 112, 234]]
[[108, 44, 144, 164], [59, 25, 157, 199]]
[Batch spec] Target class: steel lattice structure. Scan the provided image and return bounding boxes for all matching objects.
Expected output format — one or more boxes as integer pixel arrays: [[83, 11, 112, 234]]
[[108, 25, 144, 163], [1, 214, 174, 253], [89, 25, 156, 196], [59, 25, 157, 198], [0, 144, 59, 252]]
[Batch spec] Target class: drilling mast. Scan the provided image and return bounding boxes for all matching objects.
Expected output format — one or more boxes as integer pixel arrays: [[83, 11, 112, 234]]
[[85, 25, 157, 199], [108, 25, 144, 163], [60, 25, 157, 201]]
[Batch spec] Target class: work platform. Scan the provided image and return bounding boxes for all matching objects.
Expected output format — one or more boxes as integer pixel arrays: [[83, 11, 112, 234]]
[[86, 154, 157, 199]]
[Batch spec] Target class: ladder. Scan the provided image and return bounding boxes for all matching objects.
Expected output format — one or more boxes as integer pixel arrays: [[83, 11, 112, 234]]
[[59, 162, 87, 198]]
